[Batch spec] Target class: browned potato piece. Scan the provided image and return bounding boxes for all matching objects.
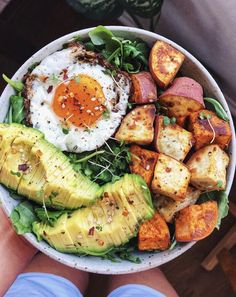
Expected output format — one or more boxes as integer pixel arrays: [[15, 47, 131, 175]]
[[154, 187, 201, 223], [138, 212, 170, 250], [186, 144, 229, 191], [154, 115, 194, 161], [130, 71, 157, 104], [115, 104, 156, 145], [151, 153, 191, 201], [175, 201, 218, 242], [159, 77, 205, 118], [129, 145, 159, 187], [149, 40, 185, 88], [188, 109, 232, 150]]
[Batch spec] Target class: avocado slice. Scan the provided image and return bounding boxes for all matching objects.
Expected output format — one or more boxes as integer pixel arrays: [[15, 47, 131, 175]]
[[0, 124, 101, 209], [30, 139, 101, 209], [0, 124, 23, 172], [33, 174, 155, 256], [0, 127, 44, 191]]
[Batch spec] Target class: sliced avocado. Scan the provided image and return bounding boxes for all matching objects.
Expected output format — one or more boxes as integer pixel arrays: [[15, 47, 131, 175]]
[[0, 127, 44, 190], [0, 124, 23, 172], [0, 124, 101, 209], [33, 174, 155, 255], [30, 139, 101, 209]]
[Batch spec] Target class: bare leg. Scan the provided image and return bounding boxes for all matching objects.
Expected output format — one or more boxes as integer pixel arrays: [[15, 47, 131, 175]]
[[24, 253, 89, 294], [106, 268, 179, 297], [0, 207, 37, 296]]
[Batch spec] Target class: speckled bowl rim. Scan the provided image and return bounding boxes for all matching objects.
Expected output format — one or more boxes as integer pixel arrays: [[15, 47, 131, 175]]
[[0, 26, 235, 274]]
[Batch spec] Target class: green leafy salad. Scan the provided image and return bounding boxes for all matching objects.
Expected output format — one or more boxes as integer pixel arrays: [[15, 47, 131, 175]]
[[0, 26, 232, 264]]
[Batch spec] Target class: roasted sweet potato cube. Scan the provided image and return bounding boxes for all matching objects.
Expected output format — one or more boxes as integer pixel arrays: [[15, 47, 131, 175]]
[[138, 212, 170, 250], [175, 201, 218, 242], [188, 109, 232, 150], [186, 144, 229, 191], [154, 187, 201, 223], [159, 77, 204, 118], [130, 71, 158, 104], [175, 115, 187, 127], [115, 104, 156, 145], [151, 153, 191, 201], [129, 145, 159, 187], [149, 40, 185, 88], [154, 115, 194, 161]]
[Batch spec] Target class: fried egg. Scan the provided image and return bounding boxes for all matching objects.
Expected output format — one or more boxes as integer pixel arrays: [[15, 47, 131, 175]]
[[25, 44, 130, 152]]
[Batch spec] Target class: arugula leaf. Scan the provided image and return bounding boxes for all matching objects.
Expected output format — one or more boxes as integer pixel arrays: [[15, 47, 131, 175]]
[[204, 97, 229, 122], [88, 25, 114, 46], [10, 94, 25, 123], [10, 201, 37, 234], [2, 74, 24, 92], [216, 191, 229, 229], [35, 207, 68, 227], [87, 26, 149, 73]]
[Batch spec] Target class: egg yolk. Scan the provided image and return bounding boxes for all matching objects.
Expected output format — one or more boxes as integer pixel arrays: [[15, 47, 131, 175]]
[[52, 75, 106, 127]]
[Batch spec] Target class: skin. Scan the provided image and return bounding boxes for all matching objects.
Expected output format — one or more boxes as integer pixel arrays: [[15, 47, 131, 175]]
[[0, 207, 37, 296], [106, 269, 179, 297], [1, 206, 179, 296]]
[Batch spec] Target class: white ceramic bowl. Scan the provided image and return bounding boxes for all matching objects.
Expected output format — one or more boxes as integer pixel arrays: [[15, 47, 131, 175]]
[[0, 26, 235, 274]]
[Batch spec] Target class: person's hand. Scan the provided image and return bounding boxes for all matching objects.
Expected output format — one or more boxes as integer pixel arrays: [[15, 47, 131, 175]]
[[0, 207, 38, 295]]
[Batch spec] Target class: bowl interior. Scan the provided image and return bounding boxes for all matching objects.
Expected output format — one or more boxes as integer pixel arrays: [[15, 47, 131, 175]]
[[0, 26, 235, 274]]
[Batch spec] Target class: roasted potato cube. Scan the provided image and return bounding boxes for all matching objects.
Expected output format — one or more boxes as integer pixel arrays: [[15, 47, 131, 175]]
[[159, 77, 205, 118], [154, 115, 194, 161], [129, 145, 159, 187], [130, 71, 158, 104], [186, 144, 229, 191], [115, 104, 156, 145], [188, 109, 232, 150], [138, 212, 170, 250], [149, 40, 185, 88], [151, 153, 191, 201], [154, 187, 201, 223], [175, 201, 218, 242]]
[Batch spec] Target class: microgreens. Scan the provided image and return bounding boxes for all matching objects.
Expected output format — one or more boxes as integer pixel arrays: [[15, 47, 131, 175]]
[[10, 170, 21, 177], [102, 109, 110, 119], [2, 74, 24, 92], [217, 180, 223, 188], [88, 26, 148, 73], [68, 139, 131, 185], [62, 128, 70, 135], [163, 116, 176, 126]]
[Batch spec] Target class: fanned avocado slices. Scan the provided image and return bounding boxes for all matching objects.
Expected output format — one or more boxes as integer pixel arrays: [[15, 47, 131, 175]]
[[33, 174, 155, 256], [0, 124, 100, 209]]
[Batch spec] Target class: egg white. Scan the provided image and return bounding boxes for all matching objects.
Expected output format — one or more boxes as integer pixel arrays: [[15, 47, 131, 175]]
[[27, 46, 130, 152]]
